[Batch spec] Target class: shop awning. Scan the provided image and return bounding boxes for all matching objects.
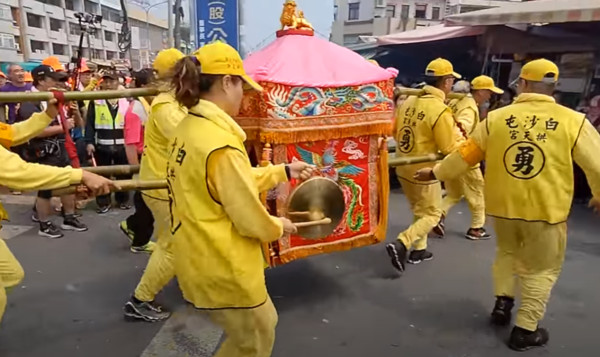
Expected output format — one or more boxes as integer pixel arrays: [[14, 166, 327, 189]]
[[376, 24, 486, 45], [446, 0, 600, 27]]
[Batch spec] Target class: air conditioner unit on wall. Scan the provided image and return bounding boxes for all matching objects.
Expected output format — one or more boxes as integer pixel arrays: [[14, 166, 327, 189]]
[[375, 0, 386, 8]]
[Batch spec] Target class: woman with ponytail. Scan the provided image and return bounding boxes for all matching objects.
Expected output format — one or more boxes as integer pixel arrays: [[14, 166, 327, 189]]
[[165, 42, 313, 357]]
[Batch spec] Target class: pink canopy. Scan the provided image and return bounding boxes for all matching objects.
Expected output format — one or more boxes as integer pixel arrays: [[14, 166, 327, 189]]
[[244, 32, 398, 88], [376, 24, 485, 45]]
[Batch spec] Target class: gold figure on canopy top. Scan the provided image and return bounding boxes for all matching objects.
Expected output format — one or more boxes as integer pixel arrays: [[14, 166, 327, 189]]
[[279, 0, 314, 32]]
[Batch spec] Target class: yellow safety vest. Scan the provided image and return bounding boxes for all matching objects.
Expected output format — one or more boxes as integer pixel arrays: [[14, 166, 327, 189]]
[[485, 93, 585, 224], [450, 95, 479, 135], [394, 86, 452, 182], [168, 111, 267, 309], [94, 99, 127, 145]]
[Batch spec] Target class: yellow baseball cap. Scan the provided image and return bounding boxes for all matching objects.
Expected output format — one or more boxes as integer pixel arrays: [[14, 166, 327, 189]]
[[153, 48, 185, 78], [425, 58, 461, 78], [471, 75, 504, 94], [193, 41, 262, 91], [520, 59, 559, 83]]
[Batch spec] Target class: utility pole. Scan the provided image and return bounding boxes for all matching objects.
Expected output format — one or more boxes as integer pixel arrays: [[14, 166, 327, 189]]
[[174, 0, 182, 50], [167, 0, 174, 47]]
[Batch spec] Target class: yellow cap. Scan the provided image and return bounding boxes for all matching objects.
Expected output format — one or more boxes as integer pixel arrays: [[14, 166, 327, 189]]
[[471, 75, 503, 94], [193, 41, 262, 91], [153, 48, 185, 78], [425, 58, 461, 78], [520, 59, 559, 83]]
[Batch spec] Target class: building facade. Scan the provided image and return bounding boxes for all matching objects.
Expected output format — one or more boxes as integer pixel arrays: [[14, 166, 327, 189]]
[[0, 0, 167, 68], [331, 0, 524, 47]]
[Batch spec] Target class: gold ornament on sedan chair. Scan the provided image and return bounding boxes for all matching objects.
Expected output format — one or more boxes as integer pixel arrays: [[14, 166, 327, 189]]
[[280, 0, 314, 32]]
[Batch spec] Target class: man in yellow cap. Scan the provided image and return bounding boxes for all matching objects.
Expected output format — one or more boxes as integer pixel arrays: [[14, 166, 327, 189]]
[[122, 48, 186, 321], [414, 58, 600, 351], [386, 58, 464, 273], [435, 75, 503, 240]]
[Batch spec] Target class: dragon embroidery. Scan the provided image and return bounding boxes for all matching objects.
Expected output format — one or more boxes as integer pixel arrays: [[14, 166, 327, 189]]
[[295, 142, 365, 232], [266, 84, 391, 118]]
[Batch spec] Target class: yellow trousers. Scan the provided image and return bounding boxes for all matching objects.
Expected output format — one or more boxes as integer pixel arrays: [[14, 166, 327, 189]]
[[493, 218, 567, 331], [134, 197, 175, 302], [0, 238, 24, 324], [397, 178, 442, 250], [208, 296, 278, 357], [441, 167, 486, 228]]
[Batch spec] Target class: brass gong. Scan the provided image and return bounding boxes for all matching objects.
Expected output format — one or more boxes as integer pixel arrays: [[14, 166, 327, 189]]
[[287, 177, 346, 239]]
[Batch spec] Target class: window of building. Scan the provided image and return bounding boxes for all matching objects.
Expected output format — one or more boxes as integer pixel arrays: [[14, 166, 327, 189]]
[[0, 4, 12, 21], [65, 0, 75, 11], [36, 0, 61, 6], [348, 2, 359, 21], [432, 6, 441, 20], [102, 6, 120, 22], [26, 13, 44, 29], [14, 35, 21, 53], [400, 4, 410, 18], [50, 18, 63, 31], [69, 22, 81, 36], [415, 4, 427, 19], [30, 40, 47, 54], [106, 50, 116, 60], [0, 33, 15, 49], [93, 49, 104, 59], [386, 4, 396, 18], [334, 4, 338, 21], [84, 0, 98, 14], [104, 30, 114, 42], [52, 43, 66, 55]]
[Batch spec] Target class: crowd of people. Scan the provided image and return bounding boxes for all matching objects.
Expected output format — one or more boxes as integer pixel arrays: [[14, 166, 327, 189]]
[[1, 44, 600, 357]]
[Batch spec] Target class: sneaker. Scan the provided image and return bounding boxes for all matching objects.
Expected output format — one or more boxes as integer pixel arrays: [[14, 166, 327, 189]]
[[508, 326, 549, 352], [38, 221, 64, 239], [123, 297, 171, 322], [119, 221, 135, 243], [130, 241, 156, 254], [491, 296, 515, 326], [466, 227, 491, 241], [61, 216, 88, 232], [60, 207, 82, 219], [385, 240, 408, 273], [31, 211, 40, 223], [119, 203, 132, 210], [407, 249, 434, 264], [97, 205, 111, 214], [432, 215, 445, 237]]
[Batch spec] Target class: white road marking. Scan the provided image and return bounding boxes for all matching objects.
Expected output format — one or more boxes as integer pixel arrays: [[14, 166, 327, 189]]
[[141, 305, 223, 357], [0, 194, 36, 206], [0, 224, 34, 240]]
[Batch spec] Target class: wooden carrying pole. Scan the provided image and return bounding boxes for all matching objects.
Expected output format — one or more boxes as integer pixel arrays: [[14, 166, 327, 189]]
[[395, 87, 466, 100], [83, 165, 140, 176], [0, 88, 159, 103], [50, 179, 167, 196], [387, 153, 445, 167]]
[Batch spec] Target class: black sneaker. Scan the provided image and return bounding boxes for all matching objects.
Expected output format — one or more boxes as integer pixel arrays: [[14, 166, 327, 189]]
[[31, 211, 40, 223], [491, 296, 515, 326], [123, 298, 171, 322], [97, 205, 111, 214], [508, 326, 549, 351], [407, 250, 434, 264], [60, 207, 82, 219], [119, 203, 132, 210], [386, 240, 408, 273], [432, 215, 445, 237], [466, 227, 491, 240], [61, 216, 88, 232], [38, 221, 64, 239]]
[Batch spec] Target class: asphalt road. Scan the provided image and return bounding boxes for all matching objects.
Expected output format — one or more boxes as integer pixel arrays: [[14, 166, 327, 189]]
[[0, 190, 598, 357]]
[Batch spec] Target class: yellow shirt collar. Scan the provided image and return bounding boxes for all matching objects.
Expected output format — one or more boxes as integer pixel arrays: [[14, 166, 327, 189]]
[[423, 85, 446, 101], [189, 99, 247, 142], [514, 93, 555, 104]]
